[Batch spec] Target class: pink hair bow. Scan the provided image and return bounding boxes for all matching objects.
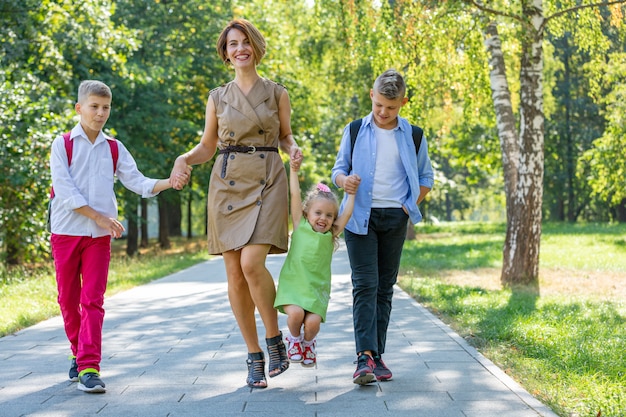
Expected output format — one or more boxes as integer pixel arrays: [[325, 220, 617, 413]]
[[317, 183, 331, 193]]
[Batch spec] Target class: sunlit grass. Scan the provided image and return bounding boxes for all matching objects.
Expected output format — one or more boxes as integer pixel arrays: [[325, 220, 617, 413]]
[[399, 222, 626, 417]]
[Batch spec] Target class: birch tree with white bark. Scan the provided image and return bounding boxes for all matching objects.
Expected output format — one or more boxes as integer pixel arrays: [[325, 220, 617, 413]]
[[464, 0, 626, 287]]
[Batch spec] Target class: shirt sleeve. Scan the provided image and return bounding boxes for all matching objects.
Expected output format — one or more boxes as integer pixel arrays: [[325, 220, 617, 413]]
[[113, 141, 160, 198], [416, 136, 434, 189], [50, 135, 89, 210], [331, 124, 352, 187]]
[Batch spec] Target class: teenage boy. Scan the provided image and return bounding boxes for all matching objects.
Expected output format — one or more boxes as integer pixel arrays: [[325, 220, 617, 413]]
[[49, 80, 190, 393], [332, 69, 434, 385]]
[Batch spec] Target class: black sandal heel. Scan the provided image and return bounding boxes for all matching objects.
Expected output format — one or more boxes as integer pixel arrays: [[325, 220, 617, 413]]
[[246, 352, 267, 389], [266, 331, 289, 378]]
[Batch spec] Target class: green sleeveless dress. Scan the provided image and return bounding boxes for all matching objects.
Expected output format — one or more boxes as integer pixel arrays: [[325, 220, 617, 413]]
[[274, 218, 333, 322]]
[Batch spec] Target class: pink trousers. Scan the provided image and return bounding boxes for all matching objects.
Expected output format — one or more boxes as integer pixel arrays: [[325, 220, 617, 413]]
[[51, 234, 111, 373]]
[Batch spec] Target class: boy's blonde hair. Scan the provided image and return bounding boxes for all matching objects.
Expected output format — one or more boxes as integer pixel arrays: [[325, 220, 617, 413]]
[[302, 183, 341, 250], [373, 69, 406, 100], [78, 80, 112, 103], [216, 19, 266, 66]]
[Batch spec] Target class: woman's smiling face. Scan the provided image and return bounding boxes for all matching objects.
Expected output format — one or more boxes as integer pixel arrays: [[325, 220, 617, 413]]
[[226, 28, 255, 69]]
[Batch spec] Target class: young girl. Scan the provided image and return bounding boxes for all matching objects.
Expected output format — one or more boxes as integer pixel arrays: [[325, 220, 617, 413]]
[[274, 164, 360, 367]]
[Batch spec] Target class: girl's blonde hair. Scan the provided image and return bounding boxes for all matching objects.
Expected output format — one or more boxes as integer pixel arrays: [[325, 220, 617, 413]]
[[302, 183, 341, 251], [216, 19, 266, 66]]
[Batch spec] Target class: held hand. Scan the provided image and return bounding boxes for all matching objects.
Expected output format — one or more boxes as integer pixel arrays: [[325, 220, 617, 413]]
[[170, 157, 192, 190], [344, 174, 361, 195], [290, 146, 303, 171], [95, 215, 126, 239]]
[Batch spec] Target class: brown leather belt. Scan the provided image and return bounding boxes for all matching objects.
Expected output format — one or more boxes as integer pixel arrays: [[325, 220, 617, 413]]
[[218, 146, 279, 178], [218, 145, 278, 154]]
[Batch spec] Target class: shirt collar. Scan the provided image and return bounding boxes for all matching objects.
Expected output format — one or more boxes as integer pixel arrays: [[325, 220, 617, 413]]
[[71, 123, 111, 144], [363, 112, 406, 132]]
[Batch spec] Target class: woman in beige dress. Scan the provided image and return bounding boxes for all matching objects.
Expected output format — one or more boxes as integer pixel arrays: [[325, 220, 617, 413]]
[[170, 19, 302, 389]]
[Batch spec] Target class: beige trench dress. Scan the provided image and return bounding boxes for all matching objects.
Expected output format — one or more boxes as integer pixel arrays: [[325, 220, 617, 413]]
[[206, 78, 289, 255]]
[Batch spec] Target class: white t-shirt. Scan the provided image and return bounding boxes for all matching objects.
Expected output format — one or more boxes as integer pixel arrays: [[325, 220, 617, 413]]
[[371, 123, 408, 208]]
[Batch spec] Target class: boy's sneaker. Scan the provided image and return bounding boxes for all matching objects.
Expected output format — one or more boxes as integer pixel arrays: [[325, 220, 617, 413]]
[[373, 355, 393, 381], [68, 357, 78, 382], [352, 354, 376, 385], [286, 335, 304, 362], [77, 370, 106, 393], [302, 340, 316, 367]]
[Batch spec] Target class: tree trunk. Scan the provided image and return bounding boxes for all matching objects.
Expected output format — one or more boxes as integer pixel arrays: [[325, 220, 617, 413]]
[[140, 199, 149, 248], [615, 198, 626, 222], [187, 188, 193, 239], [406, 219, 416, 240], [167, 192, 182, 237], [125, 196, 139, 256], [484, 1, 544, 288], [158, 194, 171, 250], [5, 241, 20, 265]]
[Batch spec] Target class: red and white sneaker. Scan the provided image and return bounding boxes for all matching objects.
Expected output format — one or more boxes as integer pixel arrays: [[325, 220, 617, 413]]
[[286, 335, 303, 363], [302, 340, 316, 367]]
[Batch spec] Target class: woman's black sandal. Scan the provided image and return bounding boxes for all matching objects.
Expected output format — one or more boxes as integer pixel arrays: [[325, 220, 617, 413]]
[[266, 332, 289, 378], [246, 352, 267, 389]]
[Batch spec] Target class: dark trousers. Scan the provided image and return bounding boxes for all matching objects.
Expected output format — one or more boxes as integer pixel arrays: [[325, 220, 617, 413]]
[[345, 208, 408, 355]]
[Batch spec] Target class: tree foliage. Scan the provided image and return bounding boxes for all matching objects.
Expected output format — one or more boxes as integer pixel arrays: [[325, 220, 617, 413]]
[[0, 0, 136, 264], [1, 0, 626, 274]]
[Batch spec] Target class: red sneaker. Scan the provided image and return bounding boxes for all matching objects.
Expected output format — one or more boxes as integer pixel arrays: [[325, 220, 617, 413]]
[[302, 340, 316, 367], [373, 355, 393, 381], [286, 335, 303, 363], [352, 354, 376, 385]]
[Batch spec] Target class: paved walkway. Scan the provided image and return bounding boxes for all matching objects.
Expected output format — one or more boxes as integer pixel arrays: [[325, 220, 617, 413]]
[[0, 244, 558, 417]]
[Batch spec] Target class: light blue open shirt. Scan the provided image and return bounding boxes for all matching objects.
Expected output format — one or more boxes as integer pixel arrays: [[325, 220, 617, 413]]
[[331, 113, 434, 235]]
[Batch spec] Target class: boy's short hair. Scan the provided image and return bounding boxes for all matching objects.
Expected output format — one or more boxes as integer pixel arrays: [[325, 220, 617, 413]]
[[373, 69, 406, 100], [78, 80, 112, 103], [216, 19, 266, 66]]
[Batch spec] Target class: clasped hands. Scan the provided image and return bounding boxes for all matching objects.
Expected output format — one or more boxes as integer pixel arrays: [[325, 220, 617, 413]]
[[343, 174, 361, 195], [169, 157, 193, 190]]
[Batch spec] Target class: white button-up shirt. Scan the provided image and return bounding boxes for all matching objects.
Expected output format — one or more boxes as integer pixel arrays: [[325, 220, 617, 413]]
[[49, 123, 159, 237]]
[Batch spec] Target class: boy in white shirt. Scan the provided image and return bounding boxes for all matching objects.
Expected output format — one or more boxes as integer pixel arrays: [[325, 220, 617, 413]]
[[49, 80, 190, 393]]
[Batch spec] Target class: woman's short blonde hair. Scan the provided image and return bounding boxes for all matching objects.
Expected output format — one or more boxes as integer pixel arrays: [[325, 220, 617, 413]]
[[216, 19, 266, 66]]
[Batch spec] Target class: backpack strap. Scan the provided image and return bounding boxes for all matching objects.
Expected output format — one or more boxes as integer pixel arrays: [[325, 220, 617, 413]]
[[50, 132, 119, 198], [411, 125, 424, 152], [108, 138, 119, 174], [347, 119, 363, 172], [62, 131, 72, 165], [349, 118, 363, 153], [348, 119, 423, 171]]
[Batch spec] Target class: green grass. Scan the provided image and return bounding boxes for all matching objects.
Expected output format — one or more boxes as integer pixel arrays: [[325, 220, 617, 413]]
[[399, 222, 626, 417], [0, 237, 209, 337]]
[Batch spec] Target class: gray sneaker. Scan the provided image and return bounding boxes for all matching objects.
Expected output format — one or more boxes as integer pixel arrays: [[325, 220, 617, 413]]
[[68, 357, 78, 382], [77, 372, 106, 393]]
